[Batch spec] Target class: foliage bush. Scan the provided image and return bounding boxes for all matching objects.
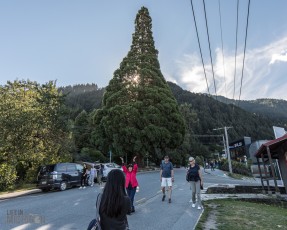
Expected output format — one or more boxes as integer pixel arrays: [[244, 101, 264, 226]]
[[219, 159, 252, 176], [195, 156, 204, 168], [0, 163, 18, 191]]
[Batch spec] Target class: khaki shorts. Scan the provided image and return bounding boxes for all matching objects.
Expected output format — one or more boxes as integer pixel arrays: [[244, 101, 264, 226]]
[[161, 177, 172, 187]]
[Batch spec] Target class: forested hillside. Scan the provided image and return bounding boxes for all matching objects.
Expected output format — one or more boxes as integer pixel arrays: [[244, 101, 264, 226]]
[[58, 84, 105, 119], [215, 95, 287, 121], [167, 82, 282, 141], [61, 82, 283, 142]]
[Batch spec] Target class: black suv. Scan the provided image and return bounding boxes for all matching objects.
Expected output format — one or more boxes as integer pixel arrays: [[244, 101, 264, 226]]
[[37, 163, 83, 192]]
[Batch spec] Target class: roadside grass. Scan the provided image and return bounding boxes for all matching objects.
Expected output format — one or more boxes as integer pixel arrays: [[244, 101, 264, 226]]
[[196, 199, 287, 230], [227, 172, 244, 180], [0, 183, 36, 195]]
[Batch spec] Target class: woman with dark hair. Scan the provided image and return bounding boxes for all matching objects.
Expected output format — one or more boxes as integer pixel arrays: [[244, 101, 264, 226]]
[[99, 169, 131, 230], [120, 156, 139, 213]]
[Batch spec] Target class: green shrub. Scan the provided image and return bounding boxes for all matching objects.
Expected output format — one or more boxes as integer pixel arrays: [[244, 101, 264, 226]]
[[219, 159, 252, 176], [0, 163, 18, 191], [195, 156, 204, 168]]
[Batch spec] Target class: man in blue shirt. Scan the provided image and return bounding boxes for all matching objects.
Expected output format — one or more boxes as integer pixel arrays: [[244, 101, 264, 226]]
[[160, 156, 174, 203]]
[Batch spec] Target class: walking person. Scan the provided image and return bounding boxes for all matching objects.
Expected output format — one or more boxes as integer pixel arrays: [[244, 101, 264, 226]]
[[97, 164, 104, 187], [160, 155, 174, 203], [89, 164, 97, 187], [79, 163, 88, 189], [99, 169, 131, 229], [120, 156, 139, 213], [210, 161, 215, 171], [187, 157, 203, 209]]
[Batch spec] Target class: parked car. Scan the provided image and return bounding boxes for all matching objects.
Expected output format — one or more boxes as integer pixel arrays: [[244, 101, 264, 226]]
[[74, 161, 122, 184], [37, 163, 83, 192], [101, 163, 122, 181]]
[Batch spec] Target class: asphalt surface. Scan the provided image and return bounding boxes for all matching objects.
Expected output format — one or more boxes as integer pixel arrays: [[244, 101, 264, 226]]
[[0, 168, 269, 230]]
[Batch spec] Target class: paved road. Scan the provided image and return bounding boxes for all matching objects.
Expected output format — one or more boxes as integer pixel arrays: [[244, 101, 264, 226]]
[[0, 168, 262, 230]]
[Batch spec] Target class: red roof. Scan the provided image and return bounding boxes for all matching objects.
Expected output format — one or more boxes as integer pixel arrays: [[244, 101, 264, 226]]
[[255, 133, 287, 158]]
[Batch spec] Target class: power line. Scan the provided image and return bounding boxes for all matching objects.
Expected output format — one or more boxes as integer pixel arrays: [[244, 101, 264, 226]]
[[190, 0, 210, 96], [238, 0, 251, 106], [202, 0, 217, 100], [232, 0, 239, 101], [218, 0, 227, 102]]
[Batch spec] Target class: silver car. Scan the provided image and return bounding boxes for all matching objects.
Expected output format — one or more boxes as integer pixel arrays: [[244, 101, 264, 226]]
[[101, 163, 122, 181]]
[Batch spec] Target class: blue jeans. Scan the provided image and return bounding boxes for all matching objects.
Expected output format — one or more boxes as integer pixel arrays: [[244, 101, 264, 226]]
[[127, 187, 136, 209]]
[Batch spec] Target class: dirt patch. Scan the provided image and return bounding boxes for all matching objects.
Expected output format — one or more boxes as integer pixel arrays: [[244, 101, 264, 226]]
[[202, 204, 218, 230]]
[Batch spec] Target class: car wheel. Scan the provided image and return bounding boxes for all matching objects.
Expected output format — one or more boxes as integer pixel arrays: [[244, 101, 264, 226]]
[[60, 181, 67, 191]]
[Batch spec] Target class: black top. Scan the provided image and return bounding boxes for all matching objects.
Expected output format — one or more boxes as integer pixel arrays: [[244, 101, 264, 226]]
[[82, 167, 87, 177], [100, 196, 131, 230], [187, 164, 200, 181]]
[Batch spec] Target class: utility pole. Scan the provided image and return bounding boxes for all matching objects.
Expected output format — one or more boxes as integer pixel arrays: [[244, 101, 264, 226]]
[[213, 127, 233, 173], [222, 134, 226, 157]]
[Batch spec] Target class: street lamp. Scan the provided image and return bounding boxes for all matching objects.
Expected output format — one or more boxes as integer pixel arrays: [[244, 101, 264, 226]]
[[145, 154, 149, 167], [213, 127, 233, 173]]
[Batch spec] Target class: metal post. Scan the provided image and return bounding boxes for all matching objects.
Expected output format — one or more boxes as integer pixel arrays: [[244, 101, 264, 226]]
[[276, 159, 283, 186], [261, 153, 270, 193], [257, 157, 265, 193], [224, 126, 233, 174], [267, 146, 279, 193], [109, 150, 112, 163]]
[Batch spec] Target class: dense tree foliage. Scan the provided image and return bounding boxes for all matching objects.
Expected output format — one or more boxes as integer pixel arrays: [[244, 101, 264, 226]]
[[92, 7, 185, 163], [0, 80, 72, 189]]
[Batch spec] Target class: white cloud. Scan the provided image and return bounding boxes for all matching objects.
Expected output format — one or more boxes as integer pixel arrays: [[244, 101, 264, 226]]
[[270, 48, 287, 64], [173, 36, 287, 100]]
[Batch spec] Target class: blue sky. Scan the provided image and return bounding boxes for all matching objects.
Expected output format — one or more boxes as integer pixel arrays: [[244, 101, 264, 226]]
[[1, 0, 287, 100]]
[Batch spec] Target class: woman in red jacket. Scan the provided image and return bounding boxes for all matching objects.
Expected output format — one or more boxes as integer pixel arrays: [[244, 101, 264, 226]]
[[120, 156, 139, 213]]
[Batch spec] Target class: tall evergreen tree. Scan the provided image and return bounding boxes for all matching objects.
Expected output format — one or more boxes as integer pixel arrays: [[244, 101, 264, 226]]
[[93, 7, 185, 163]]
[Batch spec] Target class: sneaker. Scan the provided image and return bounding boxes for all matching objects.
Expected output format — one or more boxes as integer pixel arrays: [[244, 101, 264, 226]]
[[168, 198, 171, 203], [192, 203, 196, 208], [83, 186, 86, 189], [197, 206, 202, 210], [162, 194, 166, 202], [79, 187, 82, 189], [131, 207, 135, 213]]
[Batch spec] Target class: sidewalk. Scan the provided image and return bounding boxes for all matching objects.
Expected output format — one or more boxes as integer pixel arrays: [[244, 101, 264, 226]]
[[204, 168, 284, 186], [0, 188, 41, 200]]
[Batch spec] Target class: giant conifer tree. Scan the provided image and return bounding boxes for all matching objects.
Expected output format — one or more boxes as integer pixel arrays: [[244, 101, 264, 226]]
[[93, 7, 185, 162]]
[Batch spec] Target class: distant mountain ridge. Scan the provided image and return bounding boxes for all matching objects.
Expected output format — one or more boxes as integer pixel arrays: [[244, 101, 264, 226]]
[[214, 95, 287, 121]]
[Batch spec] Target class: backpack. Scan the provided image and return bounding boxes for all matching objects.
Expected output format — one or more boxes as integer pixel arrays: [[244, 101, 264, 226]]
[[186, 164, 200, 182], [87, 193, 102, 230]]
